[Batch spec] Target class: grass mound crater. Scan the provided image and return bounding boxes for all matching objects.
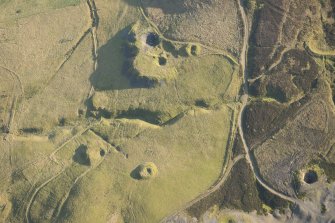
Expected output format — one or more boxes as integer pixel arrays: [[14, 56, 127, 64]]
[[131, 162, 158, 180]]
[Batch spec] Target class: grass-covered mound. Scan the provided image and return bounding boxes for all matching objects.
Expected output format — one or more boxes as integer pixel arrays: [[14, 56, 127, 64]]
[[55, 107, 235, 223], [131, 162, 159, 180], [92, 49, 238, 124], [124, 22, 178, 85]]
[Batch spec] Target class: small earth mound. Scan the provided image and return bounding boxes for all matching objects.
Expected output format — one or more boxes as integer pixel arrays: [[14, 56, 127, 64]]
[[304, 170, 318, 184], [131, 162, 158, 180], [146, 32, 160, 47]]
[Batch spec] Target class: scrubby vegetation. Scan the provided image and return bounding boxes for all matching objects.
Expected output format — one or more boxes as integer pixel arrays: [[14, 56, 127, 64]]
[[187, 158, 290, 219], [243, 0, 256, 10], [187, 159, 263, 219], [322, 0, 335, 47], [309, 158, 335, 182], [142, 0, 243, 57], [243, 100, 286, 148], [256, 182, 290, 213]]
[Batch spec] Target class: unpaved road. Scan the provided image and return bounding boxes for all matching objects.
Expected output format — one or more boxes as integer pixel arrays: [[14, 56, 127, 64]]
[[236, 0, 297, 204], [236, 1, 323, 219], [160, 154, 244, 222], [182, 154, 244, 209], [160, 2, 254, 222]]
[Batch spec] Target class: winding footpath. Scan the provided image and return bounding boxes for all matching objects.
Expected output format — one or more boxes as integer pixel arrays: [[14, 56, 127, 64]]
[[87, 0, 99, 98]]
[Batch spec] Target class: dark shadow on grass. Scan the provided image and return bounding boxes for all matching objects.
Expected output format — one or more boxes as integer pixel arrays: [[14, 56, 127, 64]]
[[86, 25, 159, 118], [73, 144, 91, 166], [123, 0, 140, 7], [130, 165, 142, 180], [90, 26, 132, 91], [90, 24, 156, 91]]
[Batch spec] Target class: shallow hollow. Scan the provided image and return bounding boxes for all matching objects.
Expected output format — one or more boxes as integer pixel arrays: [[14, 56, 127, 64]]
[[304, 170, 318, 184]]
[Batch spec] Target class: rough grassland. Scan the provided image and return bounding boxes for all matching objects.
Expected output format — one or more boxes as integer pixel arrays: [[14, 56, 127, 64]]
[[57, 107, 234, 223], [0, 0, 242, 222], [142, 0, 243, 57], [0, 0, 82, 22]]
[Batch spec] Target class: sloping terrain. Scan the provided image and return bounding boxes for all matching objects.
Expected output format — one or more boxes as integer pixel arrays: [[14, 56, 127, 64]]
[[0, 0, 241, 222], [0, 0, 335, 223], [244, 0, 335, 199], [141, 0, 243, 58]]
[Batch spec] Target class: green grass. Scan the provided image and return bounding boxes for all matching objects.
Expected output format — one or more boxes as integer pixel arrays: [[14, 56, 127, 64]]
[[176, 55, 235, 104], [92, 53, 237, 123], [50, 0, 81, 9], [0, 0, 83, 23], [4, 45, 233, 223], [1, 0, 243, 222], [56, 106, 234, 223], [26, 130, 111, 223]]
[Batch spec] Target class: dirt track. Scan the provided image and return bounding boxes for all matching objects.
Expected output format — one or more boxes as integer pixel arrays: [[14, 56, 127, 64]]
[[236, 0, 323, 219], [159, 1, 251, 221], [236, 0, 297, 204]]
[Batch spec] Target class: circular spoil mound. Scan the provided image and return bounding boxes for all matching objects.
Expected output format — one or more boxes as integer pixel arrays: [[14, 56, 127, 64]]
[[131, 162, 158, 180], [304, 170, 318, 184], [158, 56, 167, 66], [185, 44, 201, 56], [146, 32, 160, 47], [190, 45, 200, 56]]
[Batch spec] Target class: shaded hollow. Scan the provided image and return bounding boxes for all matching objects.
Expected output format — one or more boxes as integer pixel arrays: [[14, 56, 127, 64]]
[[73, 145, 91, 166], [130, 162, 158, 180], [100, 149, 105, 157], [191, 45, 199, 55], [146, 32, 160, 47], [304, 170, 318, 184], [158, 56, 167, 65]]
